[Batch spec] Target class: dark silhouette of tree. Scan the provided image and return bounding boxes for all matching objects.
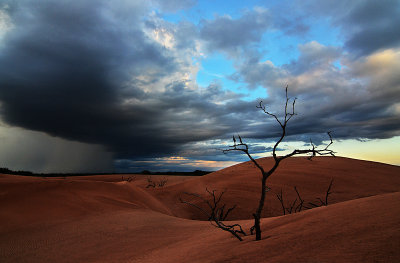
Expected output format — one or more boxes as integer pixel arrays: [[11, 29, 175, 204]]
[[304, 179, 334, 209], [276, 179, 333, 215], [121, 176, 135, 182], [223, 86, 335, 241], [180, 188, 246, 241], [276, 186, 304, 215], [146, 176, 168, 188]]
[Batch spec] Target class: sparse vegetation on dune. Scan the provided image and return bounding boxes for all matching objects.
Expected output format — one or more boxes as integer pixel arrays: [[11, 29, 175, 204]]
[[191, 86, 336, 241], [180, 188, 245, 241], [0, 157, 399, 262], [276, 179, 333, 215]]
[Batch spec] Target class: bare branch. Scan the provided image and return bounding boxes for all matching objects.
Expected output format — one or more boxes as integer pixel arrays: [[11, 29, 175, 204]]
[[279, 132, 336, 162], [158, 177, 168, 187], [223, 86, 336, 240], [306, 202, 320, 208], [180, 189, 245, 241], [304, 179, 334, 209], [146, 176, 156, 188], [182, 191, 212, 210], [256, 101, 283, 127], [276, 186, 305, 215], [317, 197, 325, 206], [179, 197, 211, 218], [223, 136, 266, 175], [221, 204, 237, 221], [324, 179, 333, 205], [287, 198, 297, 214], [286, 98, 297, 123], [122, 176, 135, 182], [276, 189, 286, 215], [294, 186, 304, 212], [146, 176, 168, 188]]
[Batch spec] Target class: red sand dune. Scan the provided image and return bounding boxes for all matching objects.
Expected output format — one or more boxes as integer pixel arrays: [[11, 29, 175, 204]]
[[0, 157, 399, 262]]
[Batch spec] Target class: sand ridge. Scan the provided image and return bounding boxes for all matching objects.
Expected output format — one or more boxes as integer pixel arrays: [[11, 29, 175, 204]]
[[151, 156, 400, 220], [0, 156, 399, 262]]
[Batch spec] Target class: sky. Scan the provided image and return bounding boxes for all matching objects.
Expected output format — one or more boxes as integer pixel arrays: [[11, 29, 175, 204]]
[[0, 0, 399, 173]]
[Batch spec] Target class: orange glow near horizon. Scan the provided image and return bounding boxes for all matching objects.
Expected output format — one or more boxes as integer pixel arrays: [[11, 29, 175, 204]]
[[155, 136, 400, 171], [331, 137, 400, 166]]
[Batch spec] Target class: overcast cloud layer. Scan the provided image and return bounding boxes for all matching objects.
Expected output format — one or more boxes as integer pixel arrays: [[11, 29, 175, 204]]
[[0, 0, 399, 172]]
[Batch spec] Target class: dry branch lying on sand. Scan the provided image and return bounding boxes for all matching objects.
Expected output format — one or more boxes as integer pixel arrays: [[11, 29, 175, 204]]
[[180, 188, 246, 241]]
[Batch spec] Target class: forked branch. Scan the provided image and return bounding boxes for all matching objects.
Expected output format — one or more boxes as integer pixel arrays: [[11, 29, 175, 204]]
[[121, 176, 135, 182], [276, 181, 334, 215], [305, 179, 334, 208], [146, 176, 168, 188], [179, 188, 246, 241], [223, 85, 336, 241], [276, 186, 304, 215]]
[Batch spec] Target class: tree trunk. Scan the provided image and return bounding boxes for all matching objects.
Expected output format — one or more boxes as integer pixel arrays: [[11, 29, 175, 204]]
[[253, 213, 261, 240], [253, 174, 268, 240]]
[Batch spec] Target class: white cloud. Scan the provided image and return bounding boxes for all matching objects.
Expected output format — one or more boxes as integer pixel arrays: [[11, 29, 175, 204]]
[[233, 41, 400, 141], [199, 7, 272, 57], [0, 6, 12, 42]]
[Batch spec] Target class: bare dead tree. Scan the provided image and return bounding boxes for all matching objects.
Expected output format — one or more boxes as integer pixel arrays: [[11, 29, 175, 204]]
[[146, 176, 168, 188], [276, 181, 335, 215], [294, 186, 304, 212], [322, 179, 333, 206], [305, 179, 334, 209], [223, 86, 335, 241], [276, 187, 304, 215], [158, 177, 168, 187], [122, 176, 135, 182], [276, 189, 287, 215], [216, 203, 237, 221], [146, 176, 156, 188], [179, 188, 246, 241]]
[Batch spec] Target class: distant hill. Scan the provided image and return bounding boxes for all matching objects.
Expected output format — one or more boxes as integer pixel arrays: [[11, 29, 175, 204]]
[[0, 167, 211, 177]]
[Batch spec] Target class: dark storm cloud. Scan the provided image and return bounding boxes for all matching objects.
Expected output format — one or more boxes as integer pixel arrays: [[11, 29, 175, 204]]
[[0, 124, 113, 173], [0, 0, 173, 156], [339, 0, 400, 56], [0, 0, 221, 161], [301, 0, 400, 56], [1, 0, 399, 173], [0, 0, 261, 162]]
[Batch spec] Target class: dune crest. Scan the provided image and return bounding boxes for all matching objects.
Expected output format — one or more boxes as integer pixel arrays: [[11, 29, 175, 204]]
[[0, 157, 399, 262], [151, 156, 400, 220]]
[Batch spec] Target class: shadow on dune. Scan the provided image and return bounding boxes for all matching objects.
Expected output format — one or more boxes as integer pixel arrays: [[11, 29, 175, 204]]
[[0, 156, 399, 262]]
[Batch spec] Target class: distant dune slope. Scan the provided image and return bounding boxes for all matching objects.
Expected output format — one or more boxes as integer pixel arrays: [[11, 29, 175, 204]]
[[0, 157, 399, 262], [151, 157, 400, 220], [0, 175, 172, 230]]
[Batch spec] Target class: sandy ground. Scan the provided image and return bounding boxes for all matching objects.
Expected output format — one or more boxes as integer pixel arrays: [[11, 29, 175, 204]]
[[0, 156, 399, 262]]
